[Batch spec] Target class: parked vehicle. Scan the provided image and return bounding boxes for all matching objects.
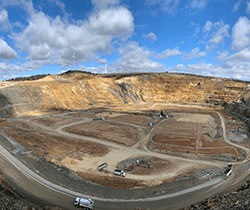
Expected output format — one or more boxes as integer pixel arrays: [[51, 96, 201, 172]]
[[73, 197, 94, 209], [93, 117, 105, 120], [97, 162, 108, 171], [224, 163, 233, 179], [113, 169, 126, 177]]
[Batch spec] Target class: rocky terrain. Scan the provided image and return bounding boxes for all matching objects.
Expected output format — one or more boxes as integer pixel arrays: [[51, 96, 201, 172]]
[[183, 179, 250, 210]]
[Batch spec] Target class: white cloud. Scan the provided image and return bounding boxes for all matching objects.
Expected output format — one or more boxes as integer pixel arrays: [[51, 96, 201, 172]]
[[21, 60, 52, 71], [192, 27, 200, 37], [167, 61, 250, 81], [231, 16, 250, 51], [216, 50, 229, 63], [162, 0, 181, 14], [45, 0, 65, 12], [28, 43, 50, 60], [0, 63, 22, 78], [202, 21, 213, 32], [148, 0, 208, 13], [0, 9, 10, 30], [202, 20, 230, 50], [11, 6, 134, 67], [145, 0, 162, 5], [0, 9, 7, 22], [208, 24, 230, 44], [0, 59, 52, 79], [0, 0, 34, 15], [229, 48, 250, 61], [189, 0, 209, 9], [145, 0, 181, 15], [77, 64, 114, 74], [155, 47, 182, 59], [142, 32, 157, 41], [233, 0, 242, 12], [97, 58, 107, 64], [189, 21, 196, 27], [184, 47, 207, 60], [91, 0, 121, 9], [0, 39, 18, 60], [247, 1, 250, 14], [89, 7, 134, 37], [113, 41, 165, 72]]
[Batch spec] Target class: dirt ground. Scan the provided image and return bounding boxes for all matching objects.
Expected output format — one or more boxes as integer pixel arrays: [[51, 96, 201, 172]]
[[108, 114, 153, 126], [0, 105, 246, 190], [32, 116, 81, 128], [149, 111, 242, 159], [0, 120, 109, 157], [64, 120, 140, 146]]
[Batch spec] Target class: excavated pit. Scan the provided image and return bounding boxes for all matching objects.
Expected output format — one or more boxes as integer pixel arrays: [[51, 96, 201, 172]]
[[0, 72, 250, 207]]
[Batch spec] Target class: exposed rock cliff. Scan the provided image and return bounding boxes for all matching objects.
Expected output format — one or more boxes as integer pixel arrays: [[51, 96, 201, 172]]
[[223, 88, 250, 131], [0, 72, 249, 118]]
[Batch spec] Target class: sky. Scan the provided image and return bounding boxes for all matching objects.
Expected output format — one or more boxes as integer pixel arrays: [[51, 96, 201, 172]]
[[0, 0, 250, 81]]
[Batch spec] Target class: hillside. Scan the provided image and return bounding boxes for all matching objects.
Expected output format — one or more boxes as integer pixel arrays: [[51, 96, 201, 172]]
[[0, 72, 249, 118]]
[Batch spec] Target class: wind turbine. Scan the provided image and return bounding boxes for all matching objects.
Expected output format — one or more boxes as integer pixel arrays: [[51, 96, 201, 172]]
[[105, 63, 107, 74], [72, 50, 75, 70]]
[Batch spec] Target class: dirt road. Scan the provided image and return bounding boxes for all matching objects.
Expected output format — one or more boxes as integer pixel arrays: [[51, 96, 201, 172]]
[[0, 104, 250, 209]]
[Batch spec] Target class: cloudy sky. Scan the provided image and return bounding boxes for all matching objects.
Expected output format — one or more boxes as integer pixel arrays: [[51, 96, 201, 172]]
[[0, 0, 249, 80]]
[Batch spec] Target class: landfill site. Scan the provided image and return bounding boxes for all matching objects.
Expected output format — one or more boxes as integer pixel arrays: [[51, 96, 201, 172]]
[[0, 71, 250, 210]]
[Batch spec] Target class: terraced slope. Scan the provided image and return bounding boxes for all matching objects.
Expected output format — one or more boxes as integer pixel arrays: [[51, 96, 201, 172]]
[[0, 72, 249, 118]]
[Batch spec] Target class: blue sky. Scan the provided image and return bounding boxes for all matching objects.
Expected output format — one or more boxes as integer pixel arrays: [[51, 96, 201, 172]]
[[0, 0, 250, 81]]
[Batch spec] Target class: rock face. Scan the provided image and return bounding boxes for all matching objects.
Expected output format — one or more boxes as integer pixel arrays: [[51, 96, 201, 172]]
[[0, 72, 249, 118], [223, 87, 250, 132]]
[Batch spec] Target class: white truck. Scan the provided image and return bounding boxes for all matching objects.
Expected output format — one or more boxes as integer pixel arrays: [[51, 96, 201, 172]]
[[113, 169, 126, 177], [224, 163, 233, 179], [73, 197, 94, 209]]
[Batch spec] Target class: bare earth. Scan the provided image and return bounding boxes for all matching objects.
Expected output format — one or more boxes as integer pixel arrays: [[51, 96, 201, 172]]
[[0, 104, 247, 191]]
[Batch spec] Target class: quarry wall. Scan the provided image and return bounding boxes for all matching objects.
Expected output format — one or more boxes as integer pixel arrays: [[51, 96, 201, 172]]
[[223, 90, 250, 132], [0, 72, 249, 119]]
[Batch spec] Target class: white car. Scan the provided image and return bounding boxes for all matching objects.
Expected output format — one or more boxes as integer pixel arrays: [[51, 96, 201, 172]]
[[73, 197, 94, 209]]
